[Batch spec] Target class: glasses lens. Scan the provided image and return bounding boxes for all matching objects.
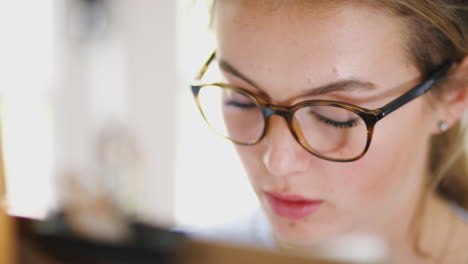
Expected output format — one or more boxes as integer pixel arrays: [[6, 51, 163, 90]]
[[294, 105, 368, 160], [197, 85, 265, 144]]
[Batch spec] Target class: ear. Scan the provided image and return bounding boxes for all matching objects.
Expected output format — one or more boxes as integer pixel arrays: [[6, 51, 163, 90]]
[[438, 56, 468, 131]]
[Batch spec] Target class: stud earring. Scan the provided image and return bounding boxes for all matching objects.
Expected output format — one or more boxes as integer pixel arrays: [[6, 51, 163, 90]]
[[438, 121, 448, 132]]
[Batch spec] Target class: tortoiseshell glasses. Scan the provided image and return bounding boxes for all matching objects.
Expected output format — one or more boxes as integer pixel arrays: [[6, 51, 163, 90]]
[[191, 51, 453, 162]]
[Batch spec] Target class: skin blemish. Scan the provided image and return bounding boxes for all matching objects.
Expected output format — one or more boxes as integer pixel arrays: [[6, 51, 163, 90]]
[[280, 186, 290, 193], [332, 66, 338, 74], [288, 221, 296, 228]]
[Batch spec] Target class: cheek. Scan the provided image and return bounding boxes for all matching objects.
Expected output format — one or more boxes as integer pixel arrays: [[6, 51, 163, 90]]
[[332, 103, 434, 212]]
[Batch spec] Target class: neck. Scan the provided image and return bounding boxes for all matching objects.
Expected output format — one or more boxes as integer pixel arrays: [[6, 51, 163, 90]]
[[363, 191, 465, 263]]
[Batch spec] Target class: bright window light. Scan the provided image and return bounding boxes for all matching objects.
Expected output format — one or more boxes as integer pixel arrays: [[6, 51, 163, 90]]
[[0, 0, 56, 218]]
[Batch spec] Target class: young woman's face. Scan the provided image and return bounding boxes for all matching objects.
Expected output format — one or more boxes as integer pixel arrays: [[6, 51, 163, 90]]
[[214, 1, 439, 246]]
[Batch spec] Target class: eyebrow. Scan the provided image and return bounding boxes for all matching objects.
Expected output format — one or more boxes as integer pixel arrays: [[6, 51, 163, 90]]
[[218, 59, 262, 89], [218, 58, 376, 98]]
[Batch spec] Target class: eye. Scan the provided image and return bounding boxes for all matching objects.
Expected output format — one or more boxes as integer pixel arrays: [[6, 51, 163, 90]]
[[312, 112, 360, 128], [225, 100, 258, 108]]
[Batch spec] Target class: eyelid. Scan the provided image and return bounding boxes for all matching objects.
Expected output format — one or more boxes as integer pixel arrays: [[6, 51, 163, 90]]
[[313, 112, 360, 128], [227, 91, 253, 102]]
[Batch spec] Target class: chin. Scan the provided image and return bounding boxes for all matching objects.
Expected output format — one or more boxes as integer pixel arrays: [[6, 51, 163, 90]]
[[259, 198, 338, 245]]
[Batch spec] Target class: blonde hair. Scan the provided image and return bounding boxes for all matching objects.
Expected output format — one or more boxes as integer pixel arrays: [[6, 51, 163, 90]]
[[382, 0, 468, 209], [361, 0, 467, 202]]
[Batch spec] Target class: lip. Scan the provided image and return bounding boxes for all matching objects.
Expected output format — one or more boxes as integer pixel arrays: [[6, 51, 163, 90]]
[[265, 192, 323, 220]]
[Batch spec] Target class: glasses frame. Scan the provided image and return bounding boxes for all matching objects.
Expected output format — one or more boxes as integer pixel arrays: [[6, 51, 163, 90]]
[[191, 51, 454, 162]]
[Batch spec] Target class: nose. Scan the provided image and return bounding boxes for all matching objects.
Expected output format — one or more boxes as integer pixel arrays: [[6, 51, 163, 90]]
[[262, 115, 310, 178]]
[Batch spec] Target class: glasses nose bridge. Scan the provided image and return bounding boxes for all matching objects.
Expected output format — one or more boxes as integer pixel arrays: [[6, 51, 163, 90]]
[[262, 105, 293, 122]]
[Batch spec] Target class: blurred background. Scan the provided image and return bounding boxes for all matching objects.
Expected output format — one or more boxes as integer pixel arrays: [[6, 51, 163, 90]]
[[0, 0, 259, 229]]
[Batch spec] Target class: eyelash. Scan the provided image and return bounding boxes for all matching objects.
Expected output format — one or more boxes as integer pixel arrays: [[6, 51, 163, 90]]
[[225, 100, 258, 108], [315, 114, 360, 128]]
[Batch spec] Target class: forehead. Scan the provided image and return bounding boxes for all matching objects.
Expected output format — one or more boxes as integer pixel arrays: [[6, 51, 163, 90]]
[[213, 0, 416, 103]]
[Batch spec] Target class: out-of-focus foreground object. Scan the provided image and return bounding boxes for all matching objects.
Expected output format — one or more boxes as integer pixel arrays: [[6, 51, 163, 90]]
[[0, 119, 16, 264], [11, 171, 388, 264], [15, 215, 385, 264]]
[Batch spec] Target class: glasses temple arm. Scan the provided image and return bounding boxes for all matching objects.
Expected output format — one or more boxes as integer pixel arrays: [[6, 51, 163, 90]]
[[195, 51, 217, 80], [377, 61, 454, 120]]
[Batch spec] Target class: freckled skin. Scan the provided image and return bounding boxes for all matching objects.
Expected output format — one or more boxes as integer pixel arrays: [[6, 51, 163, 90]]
[[215, 0, 439, 248]]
